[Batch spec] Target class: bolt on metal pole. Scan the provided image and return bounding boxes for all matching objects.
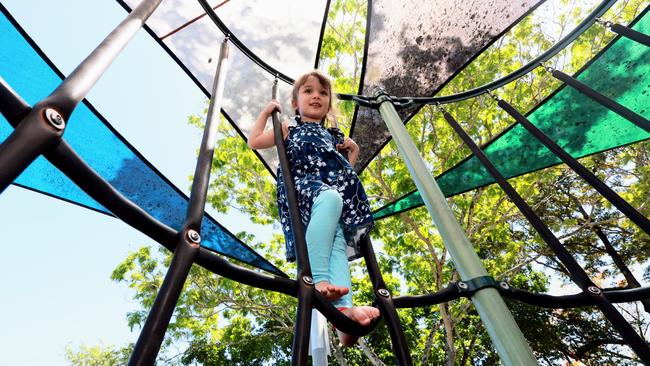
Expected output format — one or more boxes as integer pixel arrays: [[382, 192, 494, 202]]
[[373, 90, 537, 366], [128, 37, 230, 366]]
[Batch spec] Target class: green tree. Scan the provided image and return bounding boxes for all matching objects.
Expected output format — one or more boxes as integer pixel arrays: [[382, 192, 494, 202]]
[[68, 0, 649, 364]]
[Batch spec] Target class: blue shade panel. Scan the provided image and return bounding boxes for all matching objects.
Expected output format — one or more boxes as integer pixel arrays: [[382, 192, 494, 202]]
[[0, 7, 282, 276], [373, 9, 650, 220]]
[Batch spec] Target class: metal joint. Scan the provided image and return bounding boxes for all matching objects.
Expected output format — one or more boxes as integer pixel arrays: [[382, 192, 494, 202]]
[[393, 98, 414, 110], [186, 229, 201, 244], [595, 18, 613, 28], [499, 281, 511, 290], [302, 276, 314, 286], [485, 89, 499, 101], [377, 288, 390, 297], [587, 285, 602, 295], [44, 108, 66, 130], [351, 96, 379, 109], [539, 62, 555, 74], [456, 276, 499, 297]]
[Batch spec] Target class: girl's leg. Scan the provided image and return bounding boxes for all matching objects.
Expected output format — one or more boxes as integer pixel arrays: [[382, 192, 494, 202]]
[[329, 224, 381, 346], [329, 224, 352, 309], [305, 189, 348, 299]]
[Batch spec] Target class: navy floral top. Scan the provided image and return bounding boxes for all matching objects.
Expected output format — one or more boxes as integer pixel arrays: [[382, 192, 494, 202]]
[[277, 117, 374, 262]]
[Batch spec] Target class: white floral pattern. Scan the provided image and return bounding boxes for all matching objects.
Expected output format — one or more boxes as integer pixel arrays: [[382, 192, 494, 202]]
[[277, 117, 374, 262]]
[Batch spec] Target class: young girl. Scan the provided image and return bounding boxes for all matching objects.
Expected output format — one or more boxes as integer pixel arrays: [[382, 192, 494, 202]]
[[248, 70, 380, 346]]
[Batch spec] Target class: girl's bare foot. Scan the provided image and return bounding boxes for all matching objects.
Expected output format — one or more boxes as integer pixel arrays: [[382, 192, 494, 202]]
[[337, 306, 381, 346], [315, 281, 349, 301]]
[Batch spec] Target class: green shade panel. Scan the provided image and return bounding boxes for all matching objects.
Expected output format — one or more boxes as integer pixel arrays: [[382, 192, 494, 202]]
[[374, 9, 650, 220]]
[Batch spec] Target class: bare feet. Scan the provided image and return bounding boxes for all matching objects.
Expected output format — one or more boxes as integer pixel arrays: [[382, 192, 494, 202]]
[[337, 306, 381, 347], [315, 281, 349, 301]]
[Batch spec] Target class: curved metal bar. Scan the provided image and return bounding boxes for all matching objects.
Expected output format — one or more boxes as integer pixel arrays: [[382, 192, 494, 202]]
[[196, 0, 294, 85], [337, 0, 617, 105], [502, 285, 650, 309], [195, 249, 295, 295], [311, 292, 381, 336], [391, 282, 650, 310], [48, 140, 178, 245], [392, 284, 461, 309]]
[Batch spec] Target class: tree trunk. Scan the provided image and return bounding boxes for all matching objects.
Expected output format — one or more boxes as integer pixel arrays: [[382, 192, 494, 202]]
[[329, 329, 348, 366], [358, 337, 387, 366]]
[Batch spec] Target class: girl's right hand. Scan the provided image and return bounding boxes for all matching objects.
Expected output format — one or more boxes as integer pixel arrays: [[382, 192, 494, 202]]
[[264, 100, 282, 115]]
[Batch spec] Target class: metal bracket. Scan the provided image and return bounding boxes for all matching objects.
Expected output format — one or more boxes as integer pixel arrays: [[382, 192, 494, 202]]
[[456, 276, 499, 297], [372, 93, 414, 110]]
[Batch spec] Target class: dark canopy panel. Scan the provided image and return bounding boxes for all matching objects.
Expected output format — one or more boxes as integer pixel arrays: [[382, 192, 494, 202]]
[[0, 7, 283, 276], [351, 0, 544, 169], [373, 9, 650, 220]]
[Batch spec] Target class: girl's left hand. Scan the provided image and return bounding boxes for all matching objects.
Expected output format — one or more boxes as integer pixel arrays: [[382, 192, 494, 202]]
[[337, 137, 359, 165]]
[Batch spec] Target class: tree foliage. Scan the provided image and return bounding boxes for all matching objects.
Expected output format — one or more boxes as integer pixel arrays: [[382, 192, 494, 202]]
[[68, 0, 649, 364]]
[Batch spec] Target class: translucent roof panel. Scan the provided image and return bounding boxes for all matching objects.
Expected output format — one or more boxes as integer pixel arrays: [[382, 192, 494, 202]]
[[123, 0, 326, 80], [0, 7, 283, 276], [352, 0, 543, 169], [373, 9, 650, 220], [122, 0, 328, 173], [159, 14, 296, 172]]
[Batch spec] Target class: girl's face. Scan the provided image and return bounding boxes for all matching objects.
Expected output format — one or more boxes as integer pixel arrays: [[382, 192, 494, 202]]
[[292, 75, 330, 122]]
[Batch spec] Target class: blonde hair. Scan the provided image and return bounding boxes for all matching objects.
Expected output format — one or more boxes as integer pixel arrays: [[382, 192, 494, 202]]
[[291, 70, 341, 128]]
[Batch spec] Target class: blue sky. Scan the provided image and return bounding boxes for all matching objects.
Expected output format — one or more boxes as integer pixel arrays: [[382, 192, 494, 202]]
[[0, 1, 274, 364]]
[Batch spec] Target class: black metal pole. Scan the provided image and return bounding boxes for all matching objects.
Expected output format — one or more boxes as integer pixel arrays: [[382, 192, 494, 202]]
[[0, 106, 63, 193], [1, 77, 294, 291], [270, 79, 313, 366], [496, 97, 650, 235], [0, 0, 163, 192], [0, 77, 30, 123], [547, 67, 650, 133], [41, 0, 163, 118], [599, 19, 650, 47], [359, 236, 413, 366], [128, 38, 231, 366], [441, 109, 650, 362]]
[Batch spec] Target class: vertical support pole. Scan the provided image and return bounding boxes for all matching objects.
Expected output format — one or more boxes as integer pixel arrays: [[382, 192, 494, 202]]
[[271, 80, 313, 366], [359, 236, 413, 366], [128, 37, 230, 366], [373, 90, 537, 366]]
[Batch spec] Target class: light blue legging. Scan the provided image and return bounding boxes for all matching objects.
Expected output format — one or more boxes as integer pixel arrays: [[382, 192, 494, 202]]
[[305, 189, 353, 308]]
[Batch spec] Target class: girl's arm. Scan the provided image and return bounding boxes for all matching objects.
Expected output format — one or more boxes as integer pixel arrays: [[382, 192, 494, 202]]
[[247, 100, 289, 150]]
